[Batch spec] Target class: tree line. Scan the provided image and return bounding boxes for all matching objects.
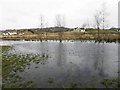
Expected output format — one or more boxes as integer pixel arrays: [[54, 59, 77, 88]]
[[39, 2, 109, 31]]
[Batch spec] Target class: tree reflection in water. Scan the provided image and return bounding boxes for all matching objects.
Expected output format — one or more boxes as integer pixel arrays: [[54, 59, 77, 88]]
[[94, 42, 105, 77], [56, 42, 67, 67]]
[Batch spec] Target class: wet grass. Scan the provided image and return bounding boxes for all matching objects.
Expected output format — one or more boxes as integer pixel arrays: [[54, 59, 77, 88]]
[[1, 46, 11, 53], [101, 78, 118, 88], [0, 46, 11, 88], [47, 77, 54, 84], [64, 82, 77, 89], [2, 46, 49, 88]]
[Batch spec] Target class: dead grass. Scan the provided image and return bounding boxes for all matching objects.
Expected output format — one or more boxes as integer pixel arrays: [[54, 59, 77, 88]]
[[0, 33, 119, 40]]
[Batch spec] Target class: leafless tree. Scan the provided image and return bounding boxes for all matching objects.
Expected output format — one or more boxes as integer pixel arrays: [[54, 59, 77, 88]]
[[39, 14, 48, 40], [94, 10, 102, 38], [82, 19, 90, 29], [61, 16, 66, 27], [94, 2, 109, 34], [81, 23, 87, 29], [54, 14, 66, 42], [55, 14, 65, 27], [94, 11, 102, 30], [86, 19, 90, 29], [39, 14, 48, 29], [101, 2, 109, 30], [39, 15, 44, 29]]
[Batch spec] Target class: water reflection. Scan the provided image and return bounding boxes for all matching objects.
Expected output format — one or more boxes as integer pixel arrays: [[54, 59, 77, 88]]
[[55, 42, 67, 67], [40, 41, 48, 55], [2, 40, 118, 88], [94, 42, 104, 77], [118, 40, 120, 87]]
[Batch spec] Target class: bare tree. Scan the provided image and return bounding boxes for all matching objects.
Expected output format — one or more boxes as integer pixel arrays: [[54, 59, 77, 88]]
[[55, 14, 65, 27], [82, 19, 90, 29], [39, 14, 48, 40], [94, 10, 102, 38], [86, 19, 90, 29], [61, 16, 66, 27], [39, 15, 44, 29], [94, 11, 102, 30], [81, 23, 87, 29], [54, 14, 66, 42], [39, 14, 48, 29], [94, 2, 109, 33], [101, 2, 109, 30]]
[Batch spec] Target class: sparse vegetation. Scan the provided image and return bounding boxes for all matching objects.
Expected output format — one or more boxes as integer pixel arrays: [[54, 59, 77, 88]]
[[1, 28, 119, 41], [101, 78, 118, 88], [47, 77, 54, 84], [2, 46, 49, 88]]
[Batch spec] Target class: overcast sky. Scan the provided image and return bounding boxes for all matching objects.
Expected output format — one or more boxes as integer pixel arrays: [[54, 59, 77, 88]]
[[0, 0, 119, 30]]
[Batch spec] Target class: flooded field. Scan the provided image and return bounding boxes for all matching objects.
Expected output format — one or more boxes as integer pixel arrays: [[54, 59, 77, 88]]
[[1, 40, 119, 88]]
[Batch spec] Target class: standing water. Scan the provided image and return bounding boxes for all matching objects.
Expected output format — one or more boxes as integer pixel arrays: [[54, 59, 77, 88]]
[[1, 40, 119, 88]]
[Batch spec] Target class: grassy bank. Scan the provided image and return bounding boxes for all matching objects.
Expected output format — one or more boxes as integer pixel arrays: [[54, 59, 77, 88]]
[[0, 33, 119, 42]]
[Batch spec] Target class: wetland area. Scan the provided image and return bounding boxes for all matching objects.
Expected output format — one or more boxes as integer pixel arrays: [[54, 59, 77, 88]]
[[0, 40, 119, 88]]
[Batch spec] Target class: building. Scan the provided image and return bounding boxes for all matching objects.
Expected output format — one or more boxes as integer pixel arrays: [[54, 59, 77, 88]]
[[74, 27, 85, 32], [3, 31, 17, 35]]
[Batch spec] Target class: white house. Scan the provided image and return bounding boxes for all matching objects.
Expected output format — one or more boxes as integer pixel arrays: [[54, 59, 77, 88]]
[[3, 33, 9, 35], [8, 32, 17, 35], [74, 27, 85, 32], [80, 29, 85, 32], [3, 32, 17, 35]]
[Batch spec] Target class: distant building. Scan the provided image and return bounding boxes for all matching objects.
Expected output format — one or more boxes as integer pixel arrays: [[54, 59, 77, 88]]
[[74, 27, 85, 32], [8, 32, 17, 35], [3, 32, 9, 35], [3, 31, 17, 35]]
